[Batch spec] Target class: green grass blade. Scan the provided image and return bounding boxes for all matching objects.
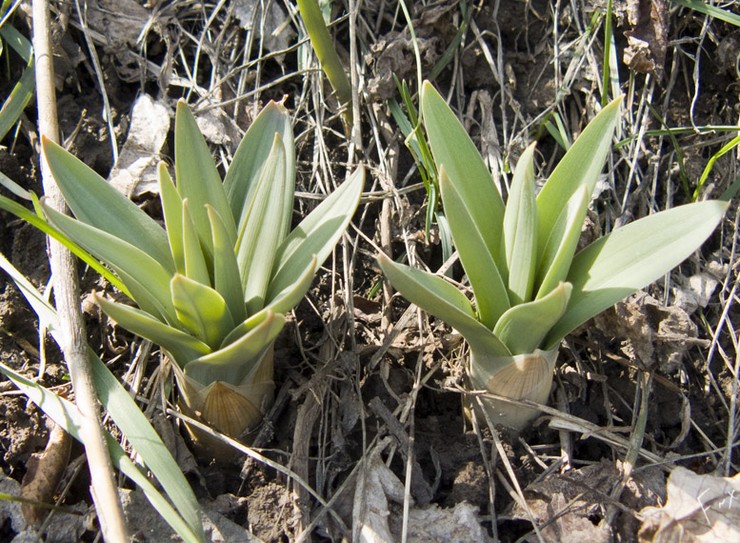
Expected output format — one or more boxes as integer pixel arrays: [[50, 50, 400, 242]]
[[42, 204, 177, 323], [184, 311, 285, 386], [535, 185, 590, 299], [502, 143, 538, 305], [546, 200, 729, 347], [421, 82, 506, 271], [170, 274, 235, 349], [670, 0, 740, 26], [207, 205, 246, 323], [174, 101, 235, 252], [536, 97, 621, 255], [493, 282, 572, 354], [693, 135, 740, 201], [0, 56, 34, 141], [377, 253, 511, 356], [296, 0, 352, 112], [0, 364, 205, 543], [268, 167, 364, 302], [42, 138, 174, 271], [223, 102, 295, 230], [94, 295, 211, 366], [439, 166, 510, 328]]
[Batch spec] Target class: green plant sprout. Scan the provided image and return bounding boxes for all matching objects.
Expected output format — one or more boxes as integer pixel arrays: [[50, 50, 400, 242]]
[[2, 99, 363, 456], [378, 81, 729, 430]]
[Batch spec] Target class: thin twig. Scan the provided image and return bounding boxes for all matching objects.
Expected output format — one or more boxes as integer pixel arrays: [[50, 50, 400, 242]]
[[31, 1, 129, 541]]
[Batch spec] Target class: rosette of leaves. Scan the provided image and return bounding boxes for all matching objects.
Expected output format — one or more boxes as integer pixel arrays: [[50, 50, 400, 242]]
[[379, 82, 728, 430], [37, 100, 363, 451]]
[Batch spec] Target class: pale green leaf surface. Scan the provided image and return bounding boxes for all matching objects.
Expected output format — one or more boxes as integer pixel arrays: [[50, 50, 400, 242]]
[[174, 101, 235, 250], [421, 82, 506, 270], [378, 254, 511, 356], [535, 185, 590, 298], [171, 274, 235, 349], [224, 101, 295, 233], [0, 57, 34, 142], [494, 282, 572, 354], [536, 97, 621, 253], [0, 364, 204, 543], [42, 138, 174, 271], [240, 135, 288, 314], [268, 167, 363, 300], [502, 143, 538, 305], [95, 295, 211, 366], [546, 200, 729, 347], [208, 206, 246, 323], [439, 166, 510, 328], [264, 255, 317, 315], [185, 311, 286, 386], [158, 163, 185, 274], [181, 200, 211, 286], [43, 204, 177, 323]]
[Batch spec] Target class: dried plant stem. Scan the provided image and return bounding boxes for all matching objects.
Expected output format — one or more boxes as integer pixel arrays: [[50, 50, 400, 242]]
[[31, 1, 129, 541]]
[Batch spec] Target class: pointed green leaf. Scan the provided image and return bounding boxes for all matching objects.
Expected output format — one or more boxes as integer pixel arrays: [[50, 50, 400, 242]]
[[184, 310, 286, 386], [535, 185, 590, 299], [207, 206, 246, 323], [158, 163, 185, 274], [378, 253, 511, 357], [439, 166, 510, 328], [494, 282, 572, 354], [224, 101, 295, 235], [421, 81, 506, 270], [545, 200, 729, 347], [42, 137, 174, 271], [235, 134, 288, 314], [181, 200, 211, 286], [264, 255, 317, 316], [502, 143, 538, 305], [174, 101, 235, 250], [42, 204, 177, 323], [170, 274, 235, 349], [536, 97, 621, 250], [94, 294, 211, 366], [268, 167, 364, 302]]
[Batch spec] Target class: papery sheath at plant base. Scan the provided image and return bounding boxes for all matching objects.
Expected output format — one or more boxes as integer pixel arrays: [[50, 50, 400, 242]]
[[378, 81, 729, 430], [35, 99, 363, 458]]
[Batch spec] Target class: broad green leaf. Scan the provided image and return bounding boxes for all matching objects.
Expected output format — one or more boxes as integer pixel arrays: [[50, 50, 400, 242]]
[[224, 101, 295, 233], [502, 143, 538, 305], [170, 274, 235, 349], [0, 193, 129, 295], [494, 282, 572, 354], [377, 253, 511, 357], [535, 185, 590, 299], [158, 163, 185, 274], [264, 255, 317, 316], [181, 200, 211, 286], [95, 295, 211, 366], [207, 206, 246, 323], [42, 138, 174, 271], [42, 204, 177, 323], [545, 200, 729, 347], [536, 97, 621, 254], [421, 81, 506, 271], [268, 167, 364, 301], [184, 311, 286, 386], [0, 364, 205, 543], [174, 101, 235, 252], [235, 134, 288, 314], [439, 166, 509, 328]]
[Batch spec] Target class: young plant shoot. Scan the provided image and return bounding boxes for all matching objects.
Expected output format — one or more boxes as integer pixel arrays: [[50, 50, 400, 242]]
[[36, 100, 363, 455], [378, 81, 728, 430]]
